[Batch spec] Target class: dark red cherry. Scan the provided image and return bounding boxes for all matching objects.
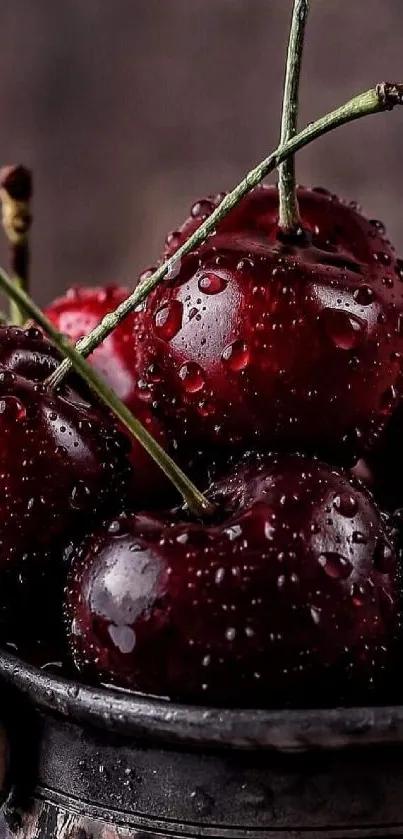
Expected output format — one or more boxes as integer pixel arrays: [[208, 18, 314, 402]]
[[137, 186, 403, 461], [0, 370, 131, 576], [45, 285, 172, 506], [65, 453, 398, 708]]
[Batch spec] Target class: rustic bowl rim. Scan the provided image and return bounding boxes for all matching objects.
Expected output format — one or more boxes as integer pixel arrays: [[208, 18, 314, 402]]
[[1, 648, 403, 752]]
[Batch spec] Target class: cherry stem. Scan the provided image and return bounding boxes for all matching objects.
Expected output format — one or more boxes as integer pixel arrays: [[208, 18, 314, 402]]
[[278, 0, 310, 234], [0, 266, 215, 519], [46, 82, 403, 389], [0, 165, 32, 326]]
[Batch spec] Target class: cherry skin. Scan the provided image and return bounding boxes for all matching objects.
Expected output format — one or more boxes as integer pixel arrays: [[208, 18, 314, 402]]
[[65, 452, 398, 708], [45, 284, 172, 506], [137, 186, 403, 462]]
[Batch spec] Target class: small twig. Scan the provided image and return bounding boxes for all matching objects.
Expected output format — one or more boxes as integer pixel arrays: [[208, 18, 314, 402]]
[[46, 82, 403, 389], [0, 165, 32, 325], [278, 0, 310, 233], [0, 266, 214, 519]]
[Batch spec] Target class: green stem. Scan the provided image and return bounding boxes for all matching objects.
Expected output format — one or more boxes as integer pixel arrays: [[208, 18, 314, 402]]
[[0, 266, 214, 519], [0, 165, 32, 326], [278, 0, 310, 233], [46, 82, 403, 389]]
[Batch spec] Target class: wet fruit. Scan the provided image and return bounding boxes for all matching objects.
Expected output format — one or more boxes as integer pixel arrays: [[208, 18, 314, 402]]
[[137, 185, 403, 462], [45, 285, 172, 506], [0, 368, 131, 618], [65, 452, 398, 707]]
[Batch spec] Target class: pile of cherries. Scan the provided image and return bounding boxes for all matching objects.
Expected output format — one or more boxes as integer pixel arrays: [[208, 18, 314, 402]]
[[1, 182, 403, 709]]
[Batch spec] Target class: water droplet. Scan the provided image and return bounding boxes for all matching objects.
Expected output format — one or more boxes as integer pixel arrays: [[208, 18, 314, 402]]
[[321, 308, 366, 350], [198, 399, 215, 417], [374, 251, 392, 266], [222, 339, 250, 371], [398, 314, 403, 336], [237, 257, 255, 272], [190, 788, 214, 816], [215, 567, 225, 584], [165, 230, 181, 249], [108, 624, 136, 654], [108, 519, 122, 535], [191, 199, 214, 218], [351, 583, 366, 607], [310, 606, 321, 625], [352, 531, 367, 545], [225, 627, 236, 641], [380, 385, 398, 412], [198, 272, 227, 295], [178, 361, 205, 393], [154, 300, 183, 340], [382, 276, 394, 288], [318, 552, 353, 579], [353, 285, 375, 306], [0, 396, 26, 421], [395, 259, 403, 281], [373, 539, 395, 574], [332, 493, 357, 518], [369, 219, 386, 235], [70, 481, 91, 510]]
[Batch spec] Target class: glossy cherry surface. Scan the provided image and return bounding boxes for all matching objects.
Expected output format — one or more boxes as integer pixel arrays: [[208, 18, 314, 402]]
[[66, 452, 398, 708], [45, 285, 172, 506], [137, 186, 403, 461]]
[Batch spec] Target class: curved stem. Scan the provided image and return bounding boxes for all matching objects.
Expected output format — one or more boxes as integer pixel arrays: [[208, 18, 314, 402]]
[[46, 82, 403, 389], [0, 165, 32, 326], [0, 267, 214, 519], [278, 0, 310, 233]]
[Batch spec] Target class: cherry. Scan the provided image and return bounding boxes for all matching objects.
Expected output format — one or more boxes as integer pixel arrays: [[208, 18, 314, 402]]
[[0, 366, 132, 635], [137, 186, 403, 462], [65, 452, 398, 708], [45, 285, 172, 506]]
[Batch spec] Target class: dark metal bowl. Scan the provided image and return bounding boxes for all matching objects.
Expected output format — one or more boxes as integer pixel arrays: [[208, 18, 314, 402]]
[[1, 648, 403, 838]]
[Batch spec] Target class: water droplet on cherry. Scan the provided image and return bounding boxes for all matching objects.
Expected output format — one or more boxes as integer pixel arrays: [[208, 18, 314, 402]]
[[178, 362, 205, 393], [321, 309, 366, 350], [353, 286, 375, 306], [332, 492, 358, 518], [222, 339, 250, 371], [154, 300, 183, 340], [318, 552, 353, 580], [198, 273, 227, 295]]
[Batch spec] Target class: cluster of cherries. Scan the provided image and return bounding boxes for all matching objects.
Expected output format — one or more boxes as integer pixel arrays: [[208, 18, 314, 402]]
[[1, 182, 403, 709]]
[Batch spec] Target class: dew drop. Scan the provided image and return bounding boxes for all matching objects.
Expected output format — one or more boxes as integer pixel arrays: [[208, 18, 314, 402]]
[[108, 520, 122, 535], [395, 259, 403, 281], [310, 606, 321, 625], [318, 552, 353, 580], [373, 539, 395, 574], [215, 567, 225, 584], [222, 339, 250, 371], [352, 531, 367, 545], [198, 272, 227, 295], [154, 300, 183, 340], [374, 251, 392, 266], [382, 276, 394, 288], [321, 308, 366, 350], [225, 627, 236, 641], [369, 219, 386, 235], [332, 492, 357, 518], [165, 230, 181, 249], [191, 199, 214, 218], [70, 481, 91, 510], [0, 396, 26, 421], [351, 583, 366, 607], [178, 361, 205, 393], [353, 285, 374, 306], [198, 399, 215, 417]]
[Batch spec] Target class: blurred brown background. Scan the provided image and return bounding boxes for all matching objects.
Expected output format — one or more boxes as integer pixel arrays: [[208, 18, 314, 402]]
[[0, 0, 401, 306]]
